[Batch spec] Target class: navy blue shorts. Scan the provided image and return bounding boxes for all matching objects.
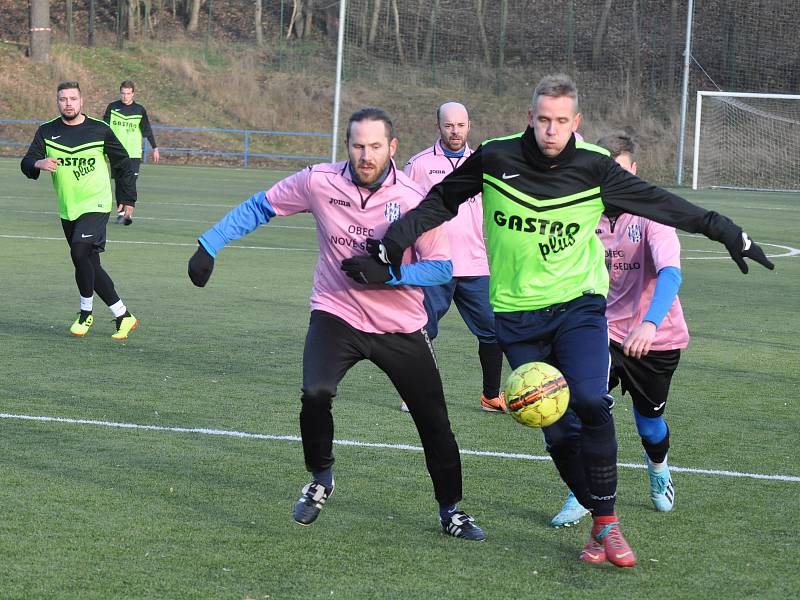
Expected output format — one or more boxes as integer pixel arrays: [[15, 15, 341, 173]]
[[494, 293, 611, 443], [423, 275, 496, 343]]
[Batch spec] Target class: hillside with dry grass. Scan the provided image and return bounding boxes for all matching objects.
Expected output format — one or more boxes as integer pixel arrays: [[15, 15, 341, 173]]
[[0, 36, 678, 180]]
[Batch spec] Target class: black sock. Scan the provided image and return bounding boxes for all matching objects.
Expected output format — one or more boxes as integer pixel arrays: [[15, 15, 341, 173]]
[[549, 443, 591, 509], [642, 427, 670, 464], [582, 420, 618, 517], [478, 342, 503, 398]]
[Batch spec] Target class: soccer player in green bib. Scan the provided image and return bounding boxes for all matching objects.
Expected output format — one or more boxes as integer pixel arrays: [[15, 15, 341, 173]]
[[21, 81, 139, 339], [103, 80, 159, 225], [364, 74, 774, 568]]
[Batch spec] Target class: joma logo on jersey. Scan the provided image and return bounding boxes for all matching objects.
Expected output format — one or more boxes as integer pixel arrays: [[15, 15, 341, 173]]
[[492, 210, 580, 261], [329, 198, 351, 207], [428, 169, 446, 175]]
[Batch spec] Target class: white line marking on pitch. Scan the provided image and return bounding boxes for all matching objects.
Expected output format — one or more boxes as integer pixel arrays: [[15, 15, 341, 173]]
[[0, 208, 317, 230], [0, 234, 315, 252], [1, 412, 797, 483], [3, 233, 797, 260], [677, 237, 800, 259]]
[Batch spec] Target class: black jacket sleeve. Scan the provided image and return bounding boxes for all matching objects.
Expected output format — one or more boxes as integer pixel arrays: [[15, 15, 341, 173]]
[[140, 106, 157, 149], [20, 128, 46, 180], [383, 144, 485, 251], [105, 128, 137, 205], [599, 158, 741, 245], [102, 103, 112, 124]]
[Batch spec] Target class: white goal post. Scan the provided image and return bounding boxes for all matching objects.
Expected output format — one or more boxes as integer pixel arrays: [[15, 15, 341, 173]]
[[692, 91, 800, 191]]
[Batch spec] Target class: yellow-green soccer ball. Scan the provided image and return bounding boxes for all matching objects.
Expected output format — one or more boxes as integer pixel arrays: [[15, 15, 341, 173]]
[[504, 362, 570, 428]]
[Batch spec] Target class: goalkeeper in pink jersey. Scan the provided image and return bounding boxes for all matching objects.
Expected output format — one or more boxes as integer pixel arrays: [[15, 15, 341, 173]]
[[552, 132, 687, 528], [187, 108, 484, 541], [403, 102, 505, 414]]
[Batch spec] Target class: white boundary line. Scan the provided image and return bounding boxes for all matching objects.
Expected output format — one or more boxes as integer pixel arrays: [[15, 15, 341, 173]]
[[1, 412, 797, 483], [0, 234, 316, 252], [3, 233, 797, 260], [0, 208, 317, 230]]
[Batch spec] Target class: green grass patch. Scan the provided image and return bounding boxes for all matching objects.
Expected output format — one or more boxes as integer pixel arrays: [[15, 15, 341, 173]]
[[1, 158, 798, 598]]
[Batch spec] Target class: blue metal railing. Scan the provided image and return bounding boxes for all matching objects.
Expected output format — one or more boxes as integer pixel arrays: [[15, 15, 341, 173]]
[[0, 119, 332, 167]]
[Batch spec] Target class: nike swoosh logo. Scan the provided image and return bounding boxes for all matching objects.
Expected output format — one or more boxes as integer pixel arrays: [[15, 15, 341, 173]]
[[51, 135, 61, 140], [615, 551, 633, 558], [80, 234, 93, 238], [583, 552, 602, 560], [653, 401, 666, 411], [501, 173, 520, 179]]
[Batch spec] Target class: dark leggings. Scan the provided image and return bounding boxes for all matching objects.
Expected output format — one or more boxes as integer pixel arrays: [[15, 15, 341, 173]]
[[300, 310, 463, 506], [69, 242, 120, 306]]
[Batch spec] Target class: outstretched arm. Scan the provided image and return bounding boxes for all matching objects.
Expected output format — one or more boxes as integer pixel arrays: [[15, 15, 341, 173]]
[[600, 160, 774, 273], [188, 190, 277, 287]]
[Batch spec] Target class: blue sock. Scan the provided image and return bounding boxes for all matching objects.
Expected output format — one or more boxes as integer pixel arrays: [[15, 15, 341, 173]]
[[313, 466, 333, 490], [439, 503, 457, 522]]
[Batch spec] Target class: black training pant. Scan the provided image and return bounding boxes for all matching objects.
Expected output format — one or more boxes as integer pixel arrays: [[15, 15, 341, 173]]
[[300, 310, 463, 506]]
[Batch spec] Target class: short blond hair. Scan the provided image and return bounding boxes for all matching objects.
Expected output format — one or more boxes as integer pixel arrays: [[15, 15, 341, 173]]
[[532, 74, 579, 113]]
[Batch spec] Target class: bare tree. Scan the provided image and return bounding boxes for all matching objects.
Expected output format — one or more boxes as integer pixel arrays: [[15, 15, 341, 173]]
[[631, 0, 641, 90], [367, 0, 382, 47], [666, 0, 678, 98], [592, 0, 614, 69], [88, 0, 96, 46], [475, 0, 491, 66], [128, 0, 138, 40], [390, 0, 404, 64], [187, 0, 202, 32], [421, 0, 440, 63], [29, 0, 50, 62], [304, 0, 314, 37], [287, 0, 302, 38], [66, 0, 74, 44], [255, 0, 263, 45]]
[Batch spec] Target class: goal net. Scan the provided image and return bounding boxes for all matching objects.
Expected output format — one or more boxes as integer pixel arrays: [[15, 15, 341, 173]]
[[692, 92, 800, 191]]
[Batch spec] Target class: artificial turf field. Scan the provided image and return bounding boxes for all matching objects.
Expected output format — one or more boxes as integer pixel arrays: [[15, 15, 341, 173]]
[[0, 157, 798, 599]]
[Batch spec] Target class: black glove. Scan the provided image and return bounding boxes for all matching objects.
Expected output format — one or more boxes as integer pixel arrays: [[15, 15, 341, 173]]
[[341, 256, 393, 284], [366, 238, 403, 273], [188, 244, 215, 287], [724, 230, 774, 274]]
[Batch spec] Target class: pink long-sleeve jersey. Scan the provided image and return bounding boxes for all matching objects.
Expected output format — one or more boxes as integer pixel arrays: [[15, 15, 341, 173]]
[[404, 140, 489, 277], [597, 213, 689, 350], [266, 160, 450, 334]]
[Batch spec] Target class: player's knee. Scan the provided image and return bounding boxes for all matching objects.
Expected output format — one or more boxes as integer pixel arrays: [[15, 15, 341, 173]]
[[633, 410, 668, 444], [301, 386, 335, 411], [568, 383, 612, 423], [543, 412, 581, 451], [70, 242, 93, 263]]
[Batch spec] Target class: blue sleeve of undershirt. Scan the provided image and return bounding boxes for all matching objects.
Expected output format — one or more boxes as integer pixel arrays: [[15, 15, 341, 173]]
[[644, 266, 682, 327], [198, 191, 276, 257], [386, 260, 453, 287]]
